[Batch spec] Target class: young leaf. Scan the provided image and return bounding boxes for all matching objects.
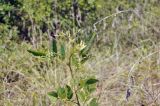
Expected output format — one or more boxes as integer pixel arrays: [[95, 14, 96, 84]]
[[79, 79, 86, 88], [78, 90, 86, 101], [27, 50, 46, 57], [71, 54, 80, 69], [85, 78, 99, 85], [47, 91, 58, 103], [80, 33, 96, 57], [60, 43, 65, 60], [51, 38, 57, 56], [47, 91, 58, 98], [57, 87, 66, 99], [81, 55, 90, 64], [86, 85, 96, 93], [65, 85, 73, 100], [89, 98, 98, 106]]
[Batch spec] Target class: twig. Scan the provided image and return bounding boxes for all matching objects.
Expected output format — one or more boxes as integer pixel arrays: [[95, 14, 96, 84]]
[[93, 9, 133, 31]]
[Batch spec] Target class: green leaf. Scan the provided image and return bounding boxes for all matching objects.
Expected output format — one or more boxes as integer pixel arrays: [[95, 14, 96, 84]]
[[47, 91, 58, 103], [60, 43, 65, 60], [88, 0, 95, 4], [86, 85, 96, 93], [79, 79, 86, 88], [89, 98, 98, 106], [80, 34, 96, 57], [85, 78, 99, 85], [78, 90, 86, 101], [81, 55, 90, 64], [27, 50, 46, 57], [47, 91, 58, 98], [71, 54, 80, 69], [65, 85, 73, 100], [57, 87, 66, 99], [51, 39, 57, 56]]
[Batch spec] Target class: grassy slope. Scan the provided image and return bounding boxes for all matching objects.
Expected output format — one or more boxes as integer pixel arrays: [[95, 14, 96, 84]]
[[0, 1, 160, 106]]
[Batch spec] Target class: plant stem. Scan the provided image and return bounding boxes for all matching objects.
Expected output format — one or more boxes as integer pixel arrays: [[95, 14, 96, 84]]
[[75, 93, 80, 106], [68, 54, 74, 78], [68, 53, 81, 106]]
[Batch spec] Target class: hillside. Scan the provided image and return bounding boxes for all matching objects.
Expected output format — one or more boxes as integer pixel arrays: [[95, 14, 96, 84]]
[[0, 0, 160, 106]]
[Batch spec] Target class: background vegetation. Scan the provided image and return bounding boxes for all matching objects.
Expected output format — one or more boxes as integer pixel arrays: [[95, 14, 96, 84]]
[[0, 0, 160, 106]]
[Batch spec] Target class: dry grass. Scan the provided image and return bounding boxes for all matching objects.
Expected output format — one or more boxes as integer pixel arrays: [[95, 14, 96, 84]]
[[0, 37, 160, 106], [0, 3, 160, 106]]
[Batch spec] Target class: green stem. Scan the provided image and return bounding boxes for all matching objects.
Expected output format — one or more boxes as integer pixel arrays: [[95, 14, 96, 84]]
[[68, 53, 81, 106]]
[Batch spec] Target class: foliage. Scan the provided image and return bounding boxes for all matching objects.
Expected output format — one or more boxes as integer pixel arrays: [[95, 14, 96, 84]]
[[0, 0, 99, 41], [27, 31, 99, 105], [0, 0, 160, 106]]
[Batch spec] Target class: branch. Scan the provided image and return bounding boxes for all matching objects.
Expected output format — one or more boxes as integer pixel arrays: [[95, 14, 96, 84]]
[[93, 9, 133, 31]]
